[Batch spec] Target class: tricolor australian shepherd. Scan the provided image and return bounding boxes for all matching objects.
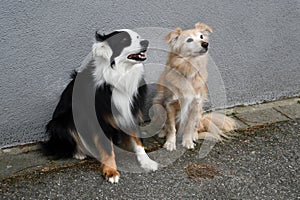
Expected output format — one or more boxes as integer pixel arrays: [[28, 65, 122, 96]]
[[43, 29, 158, 183]]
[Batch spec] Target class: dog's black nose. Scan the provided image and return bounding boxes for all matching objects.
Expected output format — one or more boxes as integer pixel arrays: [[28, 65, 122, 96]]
[[140, 40, 149, 48], [201, 42, 209, 49]]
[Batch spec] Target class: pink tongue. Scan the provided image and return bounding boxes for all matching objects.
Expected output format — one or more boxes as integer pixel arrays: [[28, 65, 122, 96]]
[[128, 54, 136, 59]]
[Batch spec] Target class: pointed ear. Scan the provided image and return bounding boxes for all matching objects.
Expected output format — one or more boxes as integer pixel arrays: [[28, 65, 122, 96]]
[[95, 31, 106, 42], [195, 23, 213, 33], [165, 28, 182, 44]]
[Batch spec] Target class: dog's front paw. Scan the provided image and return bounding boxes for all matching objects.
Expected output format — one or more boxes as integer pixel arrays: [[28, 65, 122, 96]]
[[100, 164, 120, 184], [142, 159, 158, 172], [182, 139, 195, 149], [138, 155, 158, 171], [163, 140, 176, 151]]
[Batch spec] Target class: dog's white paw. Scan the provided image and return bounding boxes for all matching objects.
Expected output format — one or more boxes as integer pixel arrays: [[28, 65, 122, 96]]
[[163, 140, 176, 151], [73, 152, 87, 160], [135, 146, 158, 171], [108, 175, 120, 184], [139, 156, 158, 172], [101, 165, 120, 184], [182, 139, 195, 149]]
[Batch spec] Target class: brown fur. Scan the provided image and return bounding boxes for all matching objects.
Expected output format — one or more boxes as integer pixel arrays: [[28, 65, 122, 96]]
[[154, 23, 236, 151], [93, 132, 151, 181], [93, 135, 119, 181]]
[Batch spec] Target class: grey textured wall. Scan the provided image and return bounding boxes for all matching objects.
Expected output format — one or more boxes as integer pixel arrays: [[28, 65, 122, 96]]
[[1, 0, 299, 148]]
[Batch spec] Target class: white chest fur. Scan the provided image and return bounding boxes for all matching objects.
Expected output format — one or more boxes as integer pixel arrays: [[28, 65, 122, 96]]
[[93, 58, 144, 128]]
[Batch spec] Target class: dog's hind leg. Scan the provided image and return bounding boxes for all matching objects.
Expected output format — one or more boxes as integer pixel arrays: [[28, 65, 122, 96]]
[[163, 102, 177, 151]]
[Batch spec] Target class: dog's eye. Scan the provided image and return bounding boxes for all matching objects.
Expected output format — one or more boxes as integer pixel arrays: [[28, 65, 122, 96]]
[[137, 36, 140, 39], [200, 35, 204, 39], [186, 38, 193, 43]]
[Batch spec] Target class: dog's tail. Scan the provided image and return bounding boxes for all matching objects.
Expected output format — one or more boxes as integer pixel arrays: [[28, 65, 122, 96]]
[[41, 118, 77, 159], [197, 112, 237, 141]]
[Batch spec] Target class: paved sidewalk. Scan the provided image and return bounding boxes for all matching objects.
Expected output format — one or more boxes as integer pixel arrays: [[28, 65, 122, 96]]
[[1, 97, 300, 199]]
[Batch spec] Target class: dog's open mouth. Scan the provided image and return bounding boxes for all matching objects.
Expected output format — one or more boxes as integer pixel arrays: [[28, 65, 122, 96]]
[[127, 49, 147, 61]]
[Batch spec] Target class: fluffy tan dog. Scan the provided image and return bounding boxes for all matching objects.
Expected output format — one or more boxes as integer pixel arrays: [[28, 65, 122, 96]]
[[153, 23, 236, 151]]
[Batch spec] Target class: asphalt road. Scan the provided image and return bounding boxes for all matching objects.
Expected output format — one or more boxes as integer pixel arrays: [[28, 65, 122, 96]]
[[1, 120, 300, 199]]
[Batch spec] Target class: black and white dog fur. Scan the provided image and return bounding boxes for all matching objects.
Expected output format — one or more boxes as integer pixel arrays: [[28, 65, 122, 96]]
[[43, 29, 158, 183]]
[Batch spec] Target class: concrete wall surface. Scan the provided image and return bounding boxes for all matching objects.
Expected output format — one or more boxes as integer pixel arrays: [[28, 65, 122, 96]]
[[1, 0, 299, 148]]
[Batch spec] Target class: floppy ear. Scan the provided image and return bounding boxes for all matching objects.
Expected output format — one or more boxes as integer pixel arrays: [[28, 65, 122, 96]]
[[165, 28, 182, 44], [195, 23, 213, 33]]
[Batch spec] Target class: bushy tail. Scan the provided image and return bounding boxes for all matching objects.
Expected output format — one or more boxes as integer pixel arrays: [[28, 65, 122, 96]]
[[41, 119, 77, 159], [197, 112, 237, 141]]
